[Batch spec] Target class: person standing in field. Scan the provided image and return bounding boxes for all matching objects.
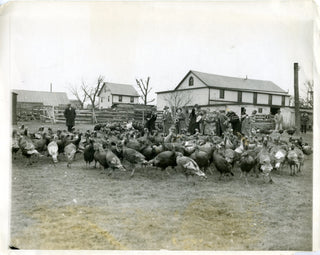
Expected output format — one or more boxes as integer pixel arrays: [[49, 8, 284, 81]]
[[175, 108, 186, 134], [188, 107, 197, 135], [301, 112, 309, 133], [64, 104, 76, 132], [162, 106, 172, 135], [145, 110, 157, 133], [274, 109, 283, 130]]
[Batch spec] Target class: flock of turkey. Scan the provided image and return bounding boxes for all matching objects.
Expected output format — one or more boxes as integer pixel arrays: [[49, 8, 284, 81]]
[[12, 123, 312, 184]]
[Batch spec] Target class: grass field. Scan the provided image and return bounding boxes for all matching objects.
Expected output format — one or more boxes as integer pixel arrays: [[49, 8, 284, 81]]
[[10, 121, 313, 250]]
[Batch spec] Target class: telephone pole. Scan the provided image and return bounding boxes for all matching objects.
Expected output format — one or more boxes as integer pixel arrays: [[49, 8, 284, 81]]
[[294, 63, 301, 135]]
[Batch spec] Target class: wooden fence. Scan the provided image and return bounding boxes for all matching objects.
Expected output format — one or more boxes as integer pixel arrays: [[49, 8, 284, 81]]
[[32, 104, 161, 125]]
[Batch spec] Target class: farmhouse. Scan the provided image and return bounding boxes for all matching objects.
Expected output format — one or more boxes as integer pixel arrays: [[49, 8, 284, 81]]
[[98, 82, 140, 109], [156, 70, 293, 127]]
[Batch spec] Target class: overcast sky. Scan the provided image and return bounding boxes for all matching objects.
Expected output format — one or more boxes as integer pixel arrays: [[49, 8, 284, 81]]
[[0, 0, 316, 102]]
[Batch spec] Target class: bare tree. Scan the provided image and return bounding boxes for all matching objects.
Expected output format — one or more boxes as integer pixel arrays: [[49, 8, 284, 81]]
[[136, 77, 155, 105], [81, 75, 104, 124], [305, 80, 313, 108], [163, 91, 193, 118], [69, 84, 87, 109]]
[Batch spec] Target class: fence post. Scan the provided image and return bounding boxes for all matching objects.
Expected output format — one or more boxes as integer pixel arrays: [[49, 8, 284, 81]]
[[52, 106, 56, 124]]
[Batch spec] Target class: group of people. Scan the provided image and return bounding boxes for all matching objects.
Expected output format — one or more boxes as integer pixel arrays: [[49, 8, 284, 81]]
[[63, 103, 311, 136], [159, 105, 259, 137]]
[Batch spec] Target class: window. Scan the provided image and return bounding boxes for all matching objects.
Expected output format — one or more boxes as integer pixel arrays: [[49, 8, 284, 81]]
[[189, 77, 194, 86], [130, 97, 134, 103], [108, 96, 110, 102], [118, 95, 122, 102], [253, 92, 257, 104], [104, 87, 107, 93], [281, 96, 285, 106], [258, 108, 263, 113], [238, 91, 242, 102], [101, 97, 103, 103], [268, 95, 272, 105], [219, 89, 225, 99]]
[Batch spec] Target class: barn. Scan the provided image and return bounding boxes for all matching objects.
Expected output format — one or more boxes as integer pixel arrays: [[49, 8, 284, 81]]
[[156, 70, 293, 128], [12, 89, 70, 120], [98, 82, 140, 109]]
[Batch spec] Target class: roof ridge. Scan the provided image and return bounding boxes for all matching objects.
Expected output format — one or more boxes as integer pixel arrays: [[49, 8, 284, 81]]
[[12, 89, 67, 94], [191, 70, 273, 83]]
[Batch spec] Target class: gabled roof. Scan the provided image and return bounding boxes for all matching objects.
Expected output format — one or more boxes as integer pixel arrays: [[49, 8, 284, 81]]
[[174, 70, 288, 94], [98, 82, 140, 97], [12, 89, 70, 106]]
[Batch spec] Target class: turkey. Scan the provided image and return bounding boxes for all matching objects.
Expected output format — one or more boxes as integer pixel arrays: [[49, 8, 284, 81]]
[[213, 144, 234, 180], [269, 143, 287, 172], [148, 150, 178, 175], [105, 149, 126, 176], [302, 143, 312, 155], [256, 137, 274, 183], [32, 132, 51, 153], [183, 141, 197, 156], [83, 138, 95, 168], [93, 143, 109, 170], [239, 151, 256, 184], [18, 132, 42, 165], [190, 146, 212, 174], [286, 127, 296, 136], [176, 152, 207, 182], [64, 143, 77, 168], [12, 129, 20, 158], [287, 144, 304, 176], [47, 135, 59, 164], [120, 141, 147, 177]]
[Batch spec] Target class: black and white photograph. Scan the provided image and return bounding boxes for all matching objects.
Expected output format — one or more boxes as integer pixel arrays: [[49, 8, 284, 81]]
[[0, 0, 319, 252]]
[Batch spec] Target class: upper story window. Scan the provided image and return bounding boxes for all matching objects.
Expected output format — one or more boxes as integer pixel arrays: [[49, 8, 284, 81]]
[[119, 95, 122, 102], [104, 87, 107, 93], [130, 97, 134, 103], [219, 89, 225, 99], [189, 77, 194, 86], [281, 96, 285, 106], [108, 96, 110, 102], [101, 97, 103, 103]]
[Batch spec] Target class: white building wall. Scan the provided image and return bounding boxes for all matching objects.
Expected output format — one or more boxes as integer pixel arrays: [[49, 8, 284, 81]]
[[272, 95, 282, 106], [257, 93, 269, 104], [242, 92, 253, 103], [209, 89, 237, 101], [113, 95, 139, 104], [99, 90, 112, 109], [225, 91, 238, 101], [177, 74, 207, 89], [209, 88, 220, 100], [156, 88, 209, 110]]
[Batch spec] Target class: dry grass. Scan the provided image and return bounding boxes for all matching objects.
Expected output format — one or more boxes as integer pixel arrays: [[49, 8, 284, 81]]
[[10, 121, 313, 250]]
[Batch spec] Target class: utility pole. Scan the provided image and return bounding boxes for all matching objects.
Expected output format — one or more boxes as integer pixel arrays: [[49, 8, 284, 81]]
[[294, 63, 301, 135]]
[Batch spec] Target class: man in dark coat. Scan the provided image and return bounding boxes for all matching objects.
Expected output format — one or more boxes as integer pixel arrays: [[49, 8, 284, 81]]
[[145, 110, 157, 132], [226, 110, 241, 135], [64, 104, 76, 132]]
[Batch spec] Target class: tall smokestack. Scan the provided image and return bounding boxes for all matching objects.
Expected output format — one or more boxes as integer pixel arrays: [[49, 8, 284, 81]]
[[294, 63, 300, 135], [50, 83, 52, 92]]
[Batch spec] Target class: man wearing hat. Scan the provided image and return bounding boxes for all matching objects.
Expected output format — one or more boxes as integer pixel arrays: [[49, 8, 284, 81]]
[[162, 106, 172, 135], [64, 103, 76, 132]]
